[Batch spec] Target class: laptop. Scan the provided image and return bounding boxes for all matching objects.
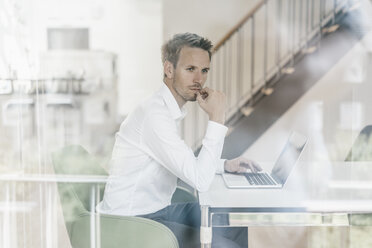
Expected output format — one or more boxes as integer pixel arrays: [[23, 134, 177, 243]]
[[222, 131, 307, 189]]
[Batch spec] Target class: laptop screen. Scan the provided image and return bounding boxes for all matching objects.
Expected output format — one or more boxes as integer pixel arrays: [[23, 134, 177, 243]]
[[270, 132, 307, 185]]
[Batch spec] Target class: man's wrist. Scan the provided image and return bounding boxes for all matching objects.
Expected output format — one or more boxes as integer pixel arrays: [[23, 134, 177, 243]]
[[223, 160, 228, 172], [209, 114, 225, 125]]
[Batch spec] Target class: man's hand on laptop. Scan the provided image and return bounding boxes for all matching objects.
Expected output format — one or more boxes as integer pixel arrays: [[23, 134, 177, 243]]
[[224, 157, 262, 174]]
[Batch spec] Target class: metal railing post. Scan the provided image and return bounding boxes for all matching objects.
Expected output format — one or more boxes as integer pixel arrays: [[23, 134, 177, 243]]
[[219, 48, 224, 92], [305, 0, 310, 49], [333, 0, 337, 23], [223, 44, 227, 102], [200, 205, 211, 248], [250, 16, 255, 105], [299, 0, 303, 50], [95, 184, 101, 248], [311, 0, 315, 30], [227, 41, 232, 110], [263, 0, 269, 89], [90, 186, 97, 248], [318, 0, 323, 48], [287, 0, 291, 61], [276, 0, 282, 78], [237, 27, 243, 108], [291, 0, 296, 66]]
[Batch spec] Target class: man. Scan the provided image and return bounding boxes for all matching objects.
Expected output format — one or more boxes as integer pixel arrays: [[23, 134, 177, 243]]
[[97, 33, 261, 248]]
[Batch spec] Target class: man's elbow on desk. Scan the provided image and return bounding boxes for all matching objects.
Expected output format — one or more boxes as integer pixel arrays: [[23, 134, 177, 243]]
[[195, 184, 211, 193], [193, 175, 215, 192]]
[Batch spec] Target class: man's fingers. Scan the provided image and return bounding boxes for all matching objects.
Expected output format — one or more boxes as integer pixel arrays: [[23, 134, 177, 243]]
[[243, 159, 262, 172], [253, 162, 262, 172], [201, 87, 213, 94], [198, 89, 208, 100], [237, 162, 253, 172], [237, 167, 247, 173], [202, 87, 211, 92], [247, 163, 258, 173], [201, 91, 208, 99], [196, 91, 204, 103], [239, 159, 261, 173]]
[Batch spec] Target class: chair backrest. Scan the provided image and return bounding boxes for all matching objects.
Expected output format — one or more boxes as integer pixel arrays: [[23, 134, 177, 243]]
[[52, 145, 108, 235], [171, 186, 197, 204], [345, 125, 372, 161]]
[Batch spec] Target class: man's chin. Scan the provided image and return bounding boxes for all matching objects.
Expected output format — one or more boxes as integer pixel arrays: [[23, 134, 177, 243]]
[[189, 95, 197, 102], [184, 93, 197, 102]]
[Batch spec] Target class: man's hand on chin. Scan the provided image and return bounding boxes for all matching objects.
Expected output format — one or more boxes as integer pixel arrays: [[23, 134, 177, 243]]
[[224, 157, 262, 173], [196, 87, 226, 125]]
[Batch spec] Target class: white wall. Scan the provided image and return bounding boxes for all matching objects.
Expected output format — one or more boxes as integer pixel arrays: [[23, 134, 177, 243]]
[[163, 0, 261, 43]]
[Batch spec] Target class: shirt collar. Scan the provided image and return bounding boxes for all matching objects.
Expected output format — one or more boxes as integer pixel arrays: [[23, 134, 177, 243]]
[[160, 84, 187, 121]]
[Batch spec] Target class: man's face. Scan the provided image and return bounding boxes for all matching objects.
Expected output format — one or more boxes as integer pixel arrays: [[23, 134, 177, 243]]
[[169, 47, 210, 106]]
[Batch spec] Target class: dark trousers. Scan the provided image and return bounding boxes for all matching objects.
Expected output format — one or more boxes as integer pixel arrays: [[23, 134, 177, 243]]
[[139, 203, 247, 248]]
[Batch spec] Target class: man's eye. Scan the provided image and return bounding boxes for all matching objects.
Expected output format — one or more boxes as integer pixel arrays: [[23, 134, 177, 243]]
[[202, 69, 209, 73], [186, 68, 194, 72]]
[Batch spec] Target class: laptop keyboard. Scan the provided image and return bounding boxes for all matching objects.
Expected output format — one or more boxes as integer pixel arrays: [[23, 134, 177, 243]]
[[244, 173, 276, 185]]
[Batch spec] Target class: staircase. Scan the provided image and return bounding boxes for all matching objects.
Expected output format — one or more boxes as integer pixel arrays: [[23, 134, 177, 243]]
[[180, 0, 362, 152]]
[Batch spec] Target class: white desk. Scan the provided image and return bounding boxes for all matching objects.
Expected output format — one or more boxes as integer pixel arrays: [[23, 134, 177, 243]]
[[198, 162, 372, 247]]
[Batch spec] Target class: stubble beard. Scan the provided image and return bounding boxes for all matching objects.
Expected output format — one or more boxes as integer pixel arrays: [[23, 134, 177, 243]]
[[172, 77, 197, 102]]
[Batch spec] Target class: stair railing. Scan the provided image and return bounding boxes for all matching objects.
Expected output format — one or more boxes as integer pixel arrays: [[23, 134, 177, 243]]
[[183, 0, 355, 150]]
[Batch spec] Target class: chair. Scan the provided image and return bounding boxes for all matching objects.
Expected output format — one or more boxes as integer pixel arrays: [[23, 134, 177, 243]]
[[52, 145, 179, 248], [345, 125, 372, 162], [171, 186, 197, 204], [344, 125, 372, 226]]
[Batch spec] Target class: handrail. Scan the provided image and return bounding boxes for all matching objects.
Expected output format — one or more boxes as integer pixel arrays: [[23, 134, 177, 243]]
[[213, 0, 266, 52], [183, 0, 352, 150]]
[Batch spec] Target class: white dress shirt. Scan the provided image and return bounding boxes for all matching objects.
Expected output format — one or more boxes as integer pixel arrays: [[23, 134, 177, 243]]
[[97, 84, 228, 216]]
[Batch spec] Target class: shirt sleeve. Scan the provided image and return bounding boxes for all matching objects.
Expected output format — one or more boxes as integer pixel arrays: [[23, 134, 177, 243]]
[[216, 159, 226, 174], [142, 113, 227, 192]]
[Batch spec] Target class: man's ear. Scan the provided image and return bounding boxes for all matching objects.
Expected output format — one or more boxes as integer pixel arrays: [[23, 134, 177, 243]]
[[164, 60, 174, 79]]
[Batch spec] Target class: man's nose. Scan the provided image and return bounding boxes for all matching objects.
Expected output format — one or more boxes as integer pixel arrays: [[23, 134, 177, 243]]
[[193, 71, 202, 83]]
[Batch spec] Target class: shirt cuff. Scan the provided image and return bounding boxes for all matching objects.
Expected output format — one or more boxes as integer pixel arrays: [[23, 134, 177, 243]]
[[216, 159, 226, 174], [205, 121, 228, 141]]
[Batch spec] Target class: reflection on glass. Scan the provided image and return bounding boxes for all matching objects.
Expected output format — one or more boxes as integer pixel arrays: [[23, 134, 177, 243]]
[[271, 132, 307, 185], [339, 101, 364, 130]]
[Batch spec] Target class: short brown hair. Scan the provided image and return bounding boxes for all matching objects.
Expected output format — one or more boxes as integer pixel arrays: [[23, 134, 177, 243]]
[[162, 33, 213, 68]]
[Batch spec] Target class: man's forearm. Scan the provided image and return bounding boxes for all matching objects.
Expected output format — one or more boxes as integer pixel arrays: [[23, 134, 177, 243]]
[[209, 113, 225, 125]]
